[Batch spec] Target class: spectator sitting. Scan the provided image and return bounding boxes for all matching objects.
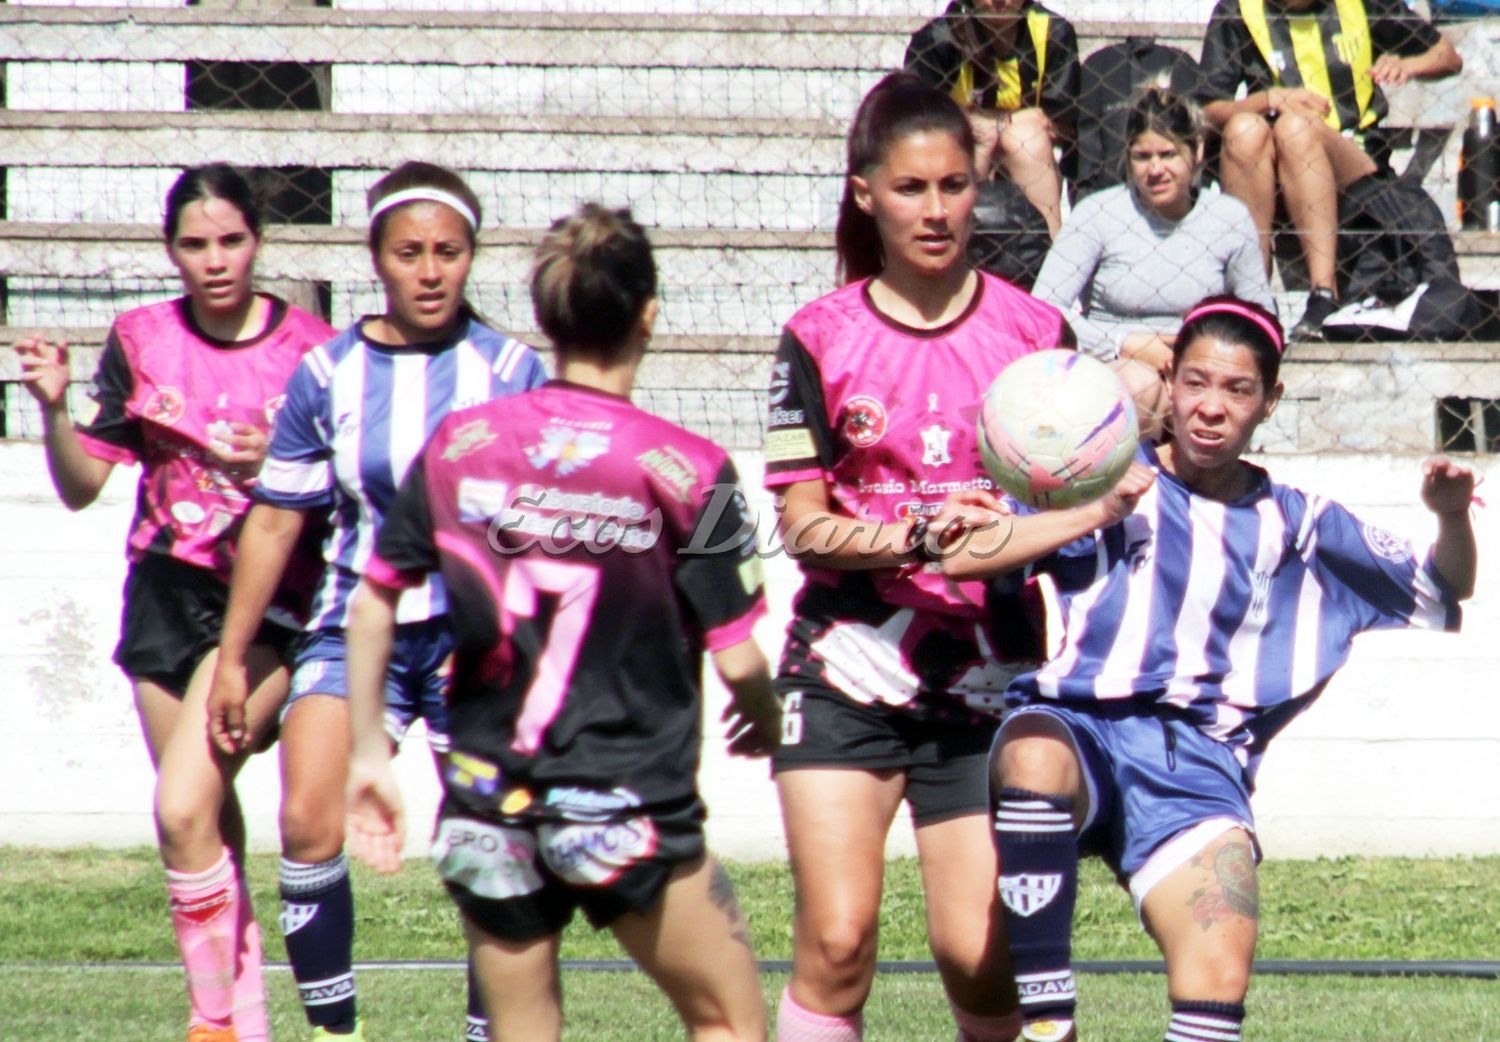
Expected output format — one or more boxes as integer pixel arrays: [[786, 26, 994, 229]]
[[905, 0, 1079, 237], [1034, 89, 1275, 370], [1197, 0, 1462, 340]]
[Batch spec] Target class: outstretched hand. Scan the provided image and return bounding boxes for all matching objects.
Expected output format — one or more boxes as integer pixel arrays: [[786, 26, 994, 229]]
[[1421, 456, 1478, 515]]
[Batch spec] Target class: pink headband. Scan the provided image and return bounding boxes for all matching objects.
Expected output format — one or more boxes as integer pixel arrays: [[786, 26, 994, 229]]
[[1182, 301, 1285, 355]]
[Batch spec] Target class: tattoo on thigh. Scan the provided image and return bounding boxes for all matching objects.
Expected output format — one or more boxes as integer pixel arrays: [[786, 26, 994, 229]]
[[708, 860, 754, 951], [1186, 839, 1259, 930]]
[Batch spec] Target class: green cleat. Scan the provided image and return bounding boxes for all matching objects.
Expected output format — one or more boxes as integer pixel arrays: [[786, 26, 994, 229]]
[[310, 1020, 366, 1041]]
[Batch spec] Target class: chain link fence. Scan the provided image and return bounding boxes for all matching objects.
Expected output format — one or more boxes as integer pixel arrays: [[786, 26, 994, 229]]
[[0, 2, 1496, 454]]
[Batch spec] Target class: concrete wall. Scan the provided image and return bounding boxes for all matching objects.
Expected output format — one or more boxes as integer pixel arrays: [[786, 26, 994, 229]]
[[1, 442, 1495, 861]]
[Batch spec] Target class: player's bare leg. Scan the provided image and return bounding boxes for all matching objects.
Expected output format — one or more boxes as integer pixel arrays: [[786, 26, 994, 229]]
[[611, 855, 767, 1041], [1273, 113, 1378, 294], [997, 108, 1064, 237], [154, 647, 286, 873], [776, 768, 905, 1033], [1140, 828, 1258, 1042], [991, 714, 1090, 1042], [1216, 113, 1278, 273], [465, 920, 563, 1042], [914, 811, 1021, 1039]]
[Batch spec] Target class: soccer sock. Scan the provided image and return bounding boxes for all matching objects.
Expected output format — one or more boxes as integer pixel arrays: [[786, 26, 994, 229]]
[[166, 848, 240, 1031], [231, 869, 270, 1042], [951, 1002, 1022, 1041], [775, 987, 863, 1042], [993, 787, 1079, 1032], [465, 960, 490, 1041], [280, 854, 358, 1032], [1164, 999, 1245, 1042]]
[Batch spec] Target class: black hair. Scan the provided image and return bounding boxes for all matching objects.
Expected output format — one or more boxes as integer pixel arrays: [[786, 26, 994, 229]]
[[531, 203, 657, 363], [835, 72, 976, 284], [163, 164, 262, 241], [1173, 295, 1285, 389]]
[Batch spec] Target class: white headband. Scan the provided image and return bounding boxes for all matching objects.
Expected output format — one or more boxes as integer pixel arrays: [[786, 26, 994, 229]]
[[368, 187, 478, 231]]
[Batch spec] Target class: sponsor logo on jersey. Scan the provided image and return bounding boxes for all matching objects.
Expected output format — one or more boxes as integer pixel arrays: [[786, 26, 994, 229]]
[[768, 362, 792, 405], [1000, 872, 1063, 917], [765, 427, 816, 464], [841, 395, 888, 448], [433, 818, 545, 900], [170, 501, 207, 525], [457, 478, 511, 523], [442, 418, 498, 462], [526, 425, 610, 475], [920, 424, 953, 466], [500, 788, 534, 816], [447, 751, 500, 798], [142, 386, 186, 426], [539, 817, 659, 887], [544, 786, 642, 821], [1361, 522, 1413, 564], [636, 446, 697, 503], [280, 902, 318, 936], [205, 506, 236, 539], [768, 406, 804, 428]]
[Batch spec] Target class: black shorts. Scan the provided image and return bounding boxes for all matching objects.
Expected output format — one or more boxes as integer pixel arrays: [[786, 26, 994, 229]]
[[114, 553, 300, 696], [435, 796, 705, 943], [771, 683, 998, 826]]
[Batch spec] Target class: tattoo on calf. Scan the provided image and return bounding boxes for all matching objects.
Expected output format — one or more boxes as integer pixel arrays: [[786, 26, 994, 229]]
[[708, 860, 754, 950], [1186, 839, 1259, 930]]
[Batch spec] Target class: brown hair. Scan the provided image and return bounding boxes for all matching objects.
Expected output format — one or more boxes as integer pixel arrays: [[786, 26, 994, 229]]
[[366, 161, 482, 252], [835, 72, 976, 284], [531, 203, 657, 362]]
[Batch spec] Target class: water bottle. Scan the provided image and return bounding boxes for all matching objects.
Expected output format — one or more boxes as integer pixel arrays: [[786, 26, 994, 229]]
[[1458, 97, 1499, 232]]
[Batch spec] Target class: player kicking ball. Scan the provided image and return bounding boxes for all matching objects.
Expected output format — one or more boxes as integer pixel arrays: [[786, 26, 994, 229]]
[[342, 203, 780, 1042], [928, 296, 1477, 1042]]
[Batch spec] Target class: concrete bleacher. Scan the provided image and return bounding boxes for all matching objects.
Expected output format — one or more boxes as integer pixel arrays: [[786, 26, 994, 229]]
[[0, 3, 1496, 452]]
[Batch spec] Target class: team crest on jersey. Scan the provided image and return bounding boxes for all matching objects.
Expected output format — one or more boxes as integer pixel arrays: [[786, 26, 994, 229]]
[[841, 395, 888, 448], [999, 872, 1063, 917], [636, 446, 696, 503], [1361, 523, 1413, 564], [526, 426, 610, 475], [443, 419, 498, 462], [920, 424, 953, 466], [142, 386, 186, 426]]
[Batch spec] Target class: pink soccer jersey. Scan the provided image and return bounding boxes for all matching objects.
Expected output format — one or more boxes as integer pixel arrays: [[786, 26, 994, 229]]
[[76, 296, 336, 579], [369, 381, 765, 810], [766, 272, 1068, 617]]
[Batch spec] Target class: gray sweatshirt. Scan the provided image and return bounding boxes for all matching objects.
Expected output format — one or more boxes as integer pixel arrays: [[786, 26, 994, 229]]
[[1034, 184, 1275, 359]]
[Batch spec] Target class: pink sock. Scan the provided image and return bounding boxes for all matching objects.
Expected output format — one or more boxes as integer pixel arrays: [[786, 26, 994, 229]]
[[166, 849, 239, 1031], [952, 1003, 1022, 1041], [232, 871, 269, 1042], [776, 987, 863, 1042]]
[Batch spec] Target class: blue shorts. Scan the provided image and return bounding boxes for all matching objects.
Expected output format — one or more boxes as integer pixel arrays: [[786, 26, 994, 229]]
[[285, 618, 456, 753], [1000, 701, 1259, 910]]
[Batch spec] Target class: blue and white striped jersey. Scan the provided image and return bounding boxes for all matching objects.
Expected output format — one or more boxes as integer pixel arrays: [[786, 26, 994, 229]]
[[1007, 445, 1461, 780], [257, 314, 545, 629]]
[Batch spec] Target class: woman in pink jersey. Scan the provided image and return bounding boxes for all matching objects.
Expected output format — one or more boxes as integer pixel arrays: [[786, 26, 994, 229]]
[[764, 73, 1069, 1042], [15, 164, 336, 1042]]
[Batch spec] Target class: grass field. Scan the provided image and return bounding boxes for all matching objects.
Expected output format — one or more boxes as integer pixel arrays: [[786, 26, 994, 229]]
[[1, 848, 1497, 1040]]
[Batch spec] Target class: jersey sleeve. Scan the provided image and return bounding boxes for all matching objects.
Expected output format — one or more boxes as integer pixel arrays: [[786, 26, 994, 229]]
[[255, 356, 335, 510], [369, 452, 437, 590], [676, 458, 766, 652], [73, 332, 143, 464], [1366, 0, 1443, 57], [764, 329, 837, 488], [1197, 1, 1270, 103], [1308, 499, 1460, 633]]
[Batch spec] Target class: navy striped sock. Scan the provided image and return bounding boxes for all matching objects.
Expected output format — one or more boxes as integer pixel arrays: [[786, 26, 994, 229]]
[[994, 787, 1078, 1028], [1165, 999, 1245, 1042], [280, 854, 357, 1032]]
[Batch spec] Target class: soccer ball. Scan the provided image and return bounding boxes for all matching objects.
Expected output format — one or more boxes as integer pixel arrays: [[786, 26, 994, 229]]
[[978, 350, 1139, 509]]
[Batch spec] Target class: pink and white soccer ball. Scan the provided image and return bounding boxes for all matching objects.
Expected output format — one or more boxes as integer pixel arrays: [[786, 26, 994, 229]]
[[978, 349, 1139, 509]]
